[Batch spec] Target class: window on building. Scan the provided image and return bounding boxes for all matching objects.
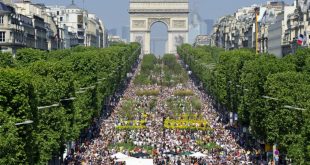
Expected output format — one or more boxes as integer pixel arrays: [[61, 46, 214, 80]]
[[78, 31, 84, 36], [0, 32, 5, 42], [77, 15, 83, 24], [57, 11, 59, 15], [60, 17, 63, 22], [0, 16, 4, 24]]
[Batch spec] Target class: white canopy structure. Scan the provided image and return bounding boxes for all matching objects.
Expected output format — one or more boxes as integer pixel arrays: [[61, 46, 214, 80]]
[[110, 152, 129, 159], [114, 157, 137, 162], [125, 159, 153, 165], [189, 152, 207, 158]]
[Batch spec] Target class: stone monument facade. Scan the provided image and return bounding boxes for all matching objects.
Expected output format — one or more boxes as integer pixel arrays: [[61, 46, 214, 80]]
[[129, 0, 189, 55]]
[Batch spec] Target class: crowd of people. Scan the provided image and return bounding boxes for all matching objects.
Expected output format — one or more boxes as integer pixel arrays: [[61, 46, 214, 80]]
[[64, 58, 268, 165]]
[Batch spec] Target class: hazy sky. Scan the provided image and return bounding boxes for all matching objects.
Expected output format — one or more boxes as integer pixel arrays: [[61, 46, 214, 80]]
[[32, 0, 294, 32]]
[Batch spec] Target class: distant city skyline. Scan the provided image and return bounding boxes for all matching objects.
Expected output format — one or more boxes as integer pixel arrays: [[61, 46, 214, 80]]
[[30, 0, 295, 55], [32, 0, 294, 31]]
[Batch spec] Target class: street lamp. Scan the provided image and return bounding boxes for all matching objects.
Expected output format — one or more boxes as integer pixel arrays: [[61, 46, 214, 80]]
[[96, 81, 103, 84], [283, 105, 306, 111], [80, 85, 95, 90], [262, 96, 307, 111], [37, 103, 60, 110], [15, 120, 34, 126], [204, 63, 216, 68], [98, 78, 106, 81], [262, 95, 279, 101], [60, 97, 76, 101]]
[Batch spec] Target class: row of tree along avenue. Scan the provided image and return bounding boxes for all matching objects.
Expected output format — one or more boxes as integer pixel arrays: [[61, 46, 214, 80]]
[[177, 44, 310, 164], [0, 43, 140, 164]]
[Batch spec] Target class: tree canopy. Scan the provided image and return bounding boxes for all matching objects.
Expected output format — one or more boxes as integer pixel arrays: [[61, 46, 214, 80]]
[[0, 43, 141, 164], [177, 45, 310, 163]]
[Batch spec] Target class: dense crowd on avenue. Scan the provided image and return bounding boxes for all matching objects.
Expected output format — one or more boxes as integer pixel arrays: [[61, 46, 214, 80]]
[[64, 56, 267, 165]]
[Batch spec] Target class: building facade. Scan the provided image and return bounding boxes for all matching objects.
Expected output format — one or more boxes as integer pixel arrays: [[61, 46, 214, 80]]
[[47, 2, 107, 48], [282, 0, 310, 55], [0, 0, 107, 55], [211, 0, 310, 57], [268, 14, 284, 57], [194, 35, 210, 46], [0, 2, 26, 55]]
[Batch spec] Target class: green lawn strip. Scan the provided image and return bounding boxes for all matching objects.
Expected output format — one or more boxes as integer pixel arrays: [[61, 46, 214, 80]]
[[196, 141, 222, 151], [174, 89, 194, 96]]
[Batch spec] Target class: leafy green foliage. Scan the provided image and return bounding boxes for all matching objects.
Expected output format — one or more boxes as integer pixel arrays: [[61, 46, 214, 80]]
[[174, 90, 194, 96], [162, 54, 188, 86], [0, 109, 23, 165], [0, 43, 141, 164], [191, 96, 202, 111], [0, 52, 14, 68], [263, 72, 310, 161], [134, 54, 159, 85], [0, 69, 37, 164], [15, 48, 46, 66], [177, 44, 310, 163], [141, 54, 157, 74]]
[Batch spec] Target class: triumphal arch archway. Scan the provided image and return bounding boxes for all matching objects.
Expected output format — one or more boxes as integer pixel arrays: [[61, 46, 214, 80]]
[[129, 0, 189, 55]]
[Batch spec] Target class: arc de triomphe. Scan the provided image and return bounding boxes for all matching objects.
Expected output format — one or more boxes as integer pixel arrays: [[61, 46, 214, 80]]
[[129, 0, 189, 55]]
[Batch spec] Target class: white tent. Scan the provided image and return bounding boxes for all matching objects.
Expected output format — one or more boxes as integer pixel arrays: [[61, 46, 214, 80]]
[[189, 152, 207, 158], [114, 157, 137, 162], [125, 158, 153, 165], [110, 152, 129, 159]]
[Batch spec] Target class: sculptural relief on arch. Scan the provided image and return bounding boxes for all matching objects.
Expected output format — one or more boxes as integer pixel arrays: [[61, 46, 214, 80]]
[[129, 0, 189, 55]]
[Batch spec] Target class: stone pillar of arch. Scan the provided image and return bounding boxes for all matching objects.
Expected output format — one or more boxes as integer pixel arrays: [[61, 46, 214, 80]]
[[129, 0, 189, 55]]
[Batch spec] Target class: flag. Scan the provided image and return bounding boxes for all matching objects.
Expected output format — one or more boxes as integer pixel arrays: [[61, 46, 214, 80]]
[[297, 34, 304, 45]]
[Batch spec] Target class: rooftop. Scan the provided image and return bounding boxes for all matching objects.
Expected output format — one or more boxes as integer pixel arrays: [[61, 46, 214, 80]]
[[67, 0, 81, 10], [0, 2, 11, 13]]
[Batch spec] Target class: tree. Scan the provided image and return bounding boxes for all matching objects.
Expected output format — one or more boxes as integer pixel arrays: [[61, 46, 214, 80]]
[[0, 109, 22, 165], [0, 52, 14, 68], [177, 44, 310, 163], [264, 71, 310, 163], [0, 43, 141, 164], [15, 48, 45, 66], [239, 55, 295, 134], [0, 68, 37, 164]]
